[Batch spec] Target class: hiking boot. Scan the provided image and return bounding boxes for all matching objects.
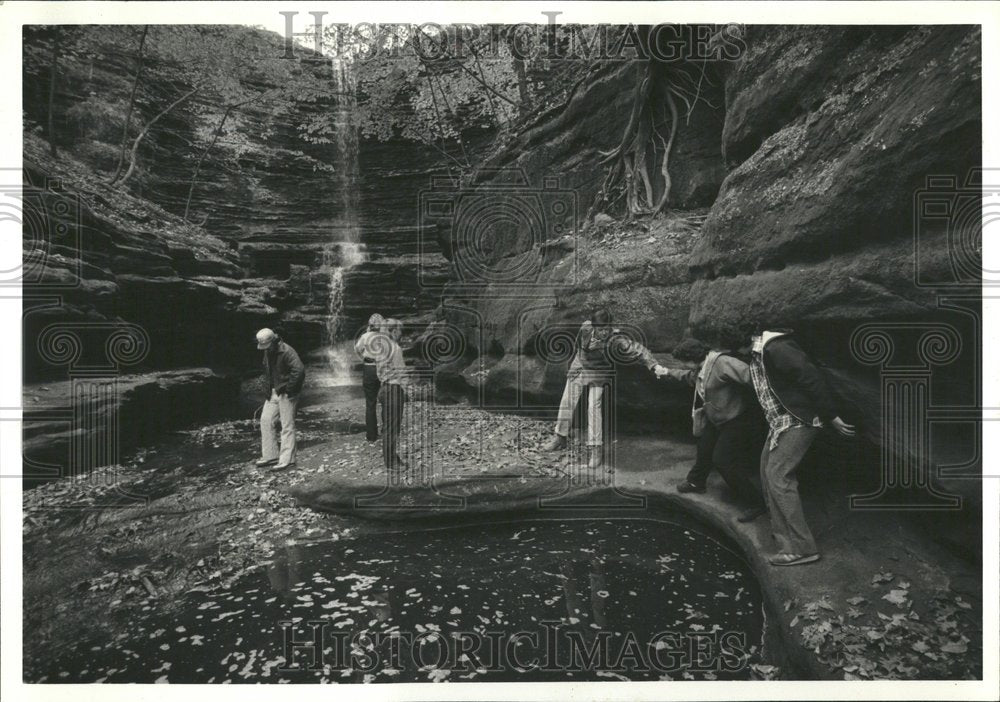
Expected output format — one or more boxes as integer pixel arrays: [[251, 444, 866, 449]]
[[737, 505, 767, 523], [255, 457, 278, 468], [541, 434, 567, 452], [676, 480, 706, 494], [269, 461, 296, 472]]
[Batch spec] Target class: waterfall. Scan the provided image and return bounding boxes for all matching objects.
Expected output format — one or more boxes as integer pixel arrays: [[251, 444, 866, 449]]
[[321, 57, 366, 386]]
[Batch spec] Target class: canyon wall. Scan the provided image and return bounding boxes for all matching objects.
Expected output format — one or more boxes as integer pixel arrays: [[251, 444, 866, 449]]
[[23, 28, 449, 377], [431, 26, 982, 548], [21, 28, 448, 470]]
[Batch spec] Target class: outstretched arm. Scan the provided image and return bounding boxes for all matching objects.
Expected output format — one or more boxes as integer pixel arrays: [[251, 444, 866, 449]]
[[610, 333, 660, 372], [654, 366, 697, 386]]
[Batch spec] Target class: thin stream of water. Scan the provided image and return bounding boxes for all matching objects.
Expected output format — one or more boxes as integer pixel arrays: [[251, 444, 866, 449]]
[[323, 57, 366, 387]]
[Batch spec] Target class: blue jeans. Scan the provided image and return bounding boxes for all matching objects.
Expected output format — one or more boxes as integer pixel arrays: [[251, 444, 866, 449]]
[[759, 426, 819, 555]]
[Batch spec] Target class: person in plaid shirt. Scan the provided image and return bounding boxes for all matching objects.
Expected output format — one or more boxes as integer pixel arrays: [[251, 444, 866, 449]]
[[750, 329, 855, 566]]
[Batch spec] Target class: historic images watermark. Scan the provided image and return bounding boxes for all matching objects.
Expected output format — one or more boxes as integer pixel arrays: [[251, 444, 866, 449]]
[[276, 620, 750, 677], [278, 15, 747, 64], [846, 169, 997, 509]]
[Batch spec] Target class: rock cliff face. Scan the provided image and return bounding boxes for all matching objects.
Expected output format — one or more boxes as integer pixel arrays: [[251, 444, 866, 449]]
[[431, 26, 981, 547], [21, 27, 449, 472], [424, 59, 728, 426], [686, 26, 981, 516], [22, 28, 449, 373]]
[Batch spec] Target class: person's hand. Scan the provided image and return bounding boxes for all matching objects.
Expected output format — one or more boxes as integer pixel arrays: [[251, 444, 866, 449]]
[[830, 416, 856, 437], [654, 365, 669, 379]]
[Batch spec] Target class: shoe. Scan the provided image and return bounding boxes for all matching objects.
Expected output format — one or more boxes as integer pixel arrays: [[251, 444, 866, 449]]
[[676, 480, 706, 494], [768, 552, 820, 567], [255, 457, 278, 468], [587, 448, 604, 470], [737, 505, 768, 523], [541, 434, 567, 452], [269, 462, 296, 472]]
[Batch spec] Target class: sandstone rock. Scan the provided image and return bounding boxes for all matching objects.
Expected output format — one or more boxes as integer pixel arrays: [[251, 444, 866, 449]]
[[286, 473, 630, 521], [691, 25, 980, 279], [429, 212, 703, 428], [23, 368, 240, 479]]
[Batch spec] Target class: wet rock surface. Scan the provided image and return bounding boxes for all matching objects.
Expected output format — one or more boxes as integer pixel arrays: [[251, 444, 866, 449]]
[[23, 368, 240, 486], [22, 392, 983, 681]]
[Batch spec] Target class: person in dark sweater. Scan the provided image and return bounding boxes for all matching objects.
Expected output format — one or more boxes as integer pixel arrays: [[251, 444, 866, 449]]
[[254, 328, 305, 471], [657, 348, 768, 523], [749, 329, 855, 566], [354, 313, 386, 442]]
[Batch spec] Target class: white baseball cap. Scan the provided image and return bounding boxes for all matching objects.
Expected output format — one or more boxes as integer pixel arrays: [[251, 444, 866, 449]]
[[256, 328, 277, 350]]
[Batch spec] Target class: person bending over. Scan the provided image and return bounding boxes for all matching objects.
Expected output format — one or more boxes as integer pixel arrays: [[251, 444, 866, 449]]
[[657, 347, 768, 523], [255, 328, 305, 471], [749, 328, 855, 567]]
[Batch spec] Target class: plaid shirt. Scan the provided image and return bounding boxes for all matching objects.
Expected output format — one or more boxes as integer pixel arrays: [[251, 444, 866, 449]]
[[750, 348, 809, 450]]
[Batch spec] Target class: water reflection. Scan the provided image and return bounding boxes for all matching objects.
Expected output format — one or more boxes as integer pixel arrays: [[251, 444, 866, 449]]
[[33, 518, 763, 683]]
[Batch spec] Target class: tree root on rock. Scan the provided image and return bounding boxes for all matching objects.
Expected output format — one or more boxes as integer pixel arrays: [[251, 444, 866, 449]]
[[588, 56, 717, 224]]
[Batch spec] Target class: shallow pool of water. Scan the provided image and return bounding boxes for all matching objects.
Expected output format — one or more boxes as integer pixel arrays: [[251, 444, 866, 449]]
[[37, 517, 763, 683]]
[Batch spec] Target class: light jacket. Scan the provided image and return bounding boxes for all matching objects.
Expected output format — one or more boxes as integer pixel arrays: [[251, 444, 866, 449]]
[[376, 339, 408, 387], [663, 350, 753, 425], [756, 332, 837, 425], [263, 340, 305, 397], [569, 321, 658, 373]]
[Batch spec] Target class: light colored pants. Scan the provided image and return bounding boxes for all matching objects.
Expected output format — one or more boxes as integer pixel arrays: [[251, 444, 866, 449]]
[[261, 389, 298, 465], [760, 426, 819, 555], [553, 369, 609, 447]]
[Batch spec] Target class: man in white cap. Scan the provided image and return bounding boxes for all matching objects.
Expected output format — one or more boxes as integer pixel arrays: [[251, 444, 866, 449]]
[[255, 328, 305, 470]]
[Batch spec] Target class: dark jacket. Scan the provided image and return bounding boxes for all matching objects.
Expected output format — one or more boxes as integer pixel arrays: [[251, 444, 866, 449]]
[[760, 335, 837, 425], [263, 340, 305, 397]]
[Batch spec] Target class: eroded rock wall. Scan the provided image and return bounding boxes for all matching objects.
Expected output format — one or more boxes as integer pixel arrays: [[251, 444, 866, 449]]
[[22, 28, 450, 367], [432, 26, 982, 548]]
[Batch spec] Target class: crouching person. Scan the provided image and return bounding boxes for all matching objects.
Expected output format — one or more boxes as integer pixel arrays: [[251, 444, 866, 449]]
[[255, 328, 305, 471], [656, 348, 768, 523], [541, 308, 661, 469], [749, 328, 855, 566]]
